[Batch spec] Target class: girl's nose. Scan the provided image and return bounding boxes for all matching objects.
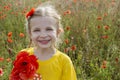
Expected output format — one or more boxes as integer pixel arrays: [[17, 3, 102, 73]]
[[39, 32, 47, 38]]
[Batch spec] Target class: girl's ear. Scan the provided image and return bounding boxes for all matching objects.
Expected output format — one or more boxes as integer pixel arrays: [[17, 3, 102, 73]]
[[57, 28, 64, 35], [56, 28, 64, 38]]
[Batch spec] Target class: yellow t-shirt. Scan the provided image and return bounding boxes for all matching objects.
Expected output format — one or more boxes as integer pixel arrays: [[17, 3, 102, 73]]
[[21, 47, 77, 80]]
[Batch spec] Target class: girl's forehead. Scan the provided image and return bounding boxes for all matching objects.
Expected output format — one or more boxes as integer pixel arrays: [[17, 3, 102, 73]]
[[31, 16, 57, 24], [30, 16, 58, 28]]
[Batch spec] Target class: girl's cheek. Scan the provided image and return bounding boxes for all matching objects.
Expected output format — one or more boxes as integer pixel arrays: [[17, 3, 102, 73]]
[[48, 32, 57, 37], [31, 33, 39, 38]]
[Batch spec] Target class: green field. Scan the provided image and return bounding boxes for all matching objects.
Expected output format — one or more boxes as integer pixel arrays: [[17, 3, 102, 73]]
[[0, 0, 120, 80]]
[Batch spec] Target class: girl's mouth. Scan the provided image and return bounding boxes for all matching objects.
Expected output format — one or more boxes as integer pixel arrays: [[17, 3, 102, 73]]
[[38, 39, 51, 45]]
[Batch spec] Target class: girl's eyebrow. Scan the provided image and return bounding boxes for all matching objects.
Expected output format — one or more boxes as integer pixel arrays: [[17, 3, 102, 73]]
[[46, 26, 54, 28], [32, 27, 40, 31], [35, 27, 40, 29], [46, 26, 52, 28], [33, 27, 39, 29]]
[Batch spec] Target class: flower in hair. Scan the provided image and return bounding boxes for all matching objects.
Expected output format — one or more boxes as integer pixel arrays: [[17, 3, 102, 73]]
[[26, 8, 35, 18]]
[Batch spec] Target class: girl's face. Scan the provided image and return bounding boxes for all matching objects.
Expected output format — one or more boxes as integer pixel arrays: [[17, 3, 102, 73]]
[[30, 16, 58, 49]]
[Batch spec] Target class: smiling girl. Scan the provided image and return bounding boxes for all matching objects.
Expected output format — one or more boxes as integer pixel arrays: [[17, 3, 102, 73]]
[[19, 2, 76, 80]]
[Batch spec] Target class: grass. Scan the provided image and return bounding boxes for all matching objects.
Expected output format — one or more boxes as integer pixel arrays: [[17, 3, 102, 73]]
[[0, 0, 120, 80]]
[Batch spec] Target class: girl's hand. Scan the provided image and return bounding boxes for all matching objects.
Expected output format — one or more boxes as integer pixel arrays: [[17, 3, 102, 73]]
[[33, 73, 42, 80]]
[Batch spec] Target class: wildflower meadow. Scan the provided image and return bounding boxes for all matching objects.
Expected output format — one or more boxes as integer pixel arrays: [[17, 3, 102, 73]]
[[0, 0, 120, 80]]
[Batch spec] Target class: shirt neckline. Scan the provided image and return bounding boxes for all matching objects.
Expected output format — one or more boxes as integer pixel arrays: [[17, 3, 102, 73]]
[[31, 47, 58, 65]]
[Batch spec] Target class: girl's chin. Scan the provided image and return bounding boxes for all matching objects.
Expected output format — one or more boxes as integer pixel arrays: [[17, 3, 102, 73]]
[[38, 45, 51, 49], [37, 42, 51, 48]]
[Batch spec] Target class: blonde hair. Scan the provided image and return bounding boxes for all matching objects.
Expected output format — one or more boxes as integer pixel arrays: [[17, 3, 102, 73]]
[[25, 2, 64, 48]]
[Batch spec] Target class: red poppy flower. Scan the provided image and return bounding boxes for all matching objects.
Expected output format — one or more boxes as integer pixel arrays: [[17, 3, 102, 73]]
[[101, 35, 108, 39], [101, 64, 107, 69], [66, 26, 70, 31], [115, 57, 119, 63], [104, 25, 109, 30], [26, 8, 35, 18], [97, 25, 101, 29], [97, 16, 102, 20], [0, 68, 4, 76], [0, 57, 4, 62], [7, 38, 13, 43], [19, 33, 25, 37], [71, 45, 76, 51], [9, 51, 39, 80], [64, 39, 69, 44], [64, 10, 71, 15], [8, 32, 12, 37], [104, 13, 107, 17], [64, 48, 70, 53], [73, 0, 77, 3]]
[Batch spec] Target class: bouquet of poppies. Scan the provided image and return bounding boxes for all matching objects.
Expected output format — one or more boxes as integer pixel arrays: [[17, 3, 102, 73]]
[[9, 51, 40, 80]]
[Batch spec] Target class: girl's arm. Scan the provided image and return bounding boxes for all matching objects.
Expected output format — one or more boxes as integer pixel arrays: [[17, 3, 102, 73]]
[[61, 57, 77, 80]]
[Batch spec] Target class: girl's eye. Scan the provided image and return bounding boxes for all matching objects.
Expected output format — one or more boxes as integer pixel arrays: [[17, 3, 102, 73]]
[[46, 28, 53, 31], [33, 29, 40, 32]]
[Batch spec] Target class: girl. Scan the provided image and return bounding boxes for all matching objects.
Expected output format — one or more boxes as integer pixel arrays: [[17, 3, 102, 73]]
[[15, 2, 76, 80]]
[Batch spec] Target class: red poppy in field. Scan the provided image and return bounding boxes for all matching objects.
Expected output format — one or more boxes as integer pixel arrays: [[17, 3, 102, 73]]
[[115, 57, 119, 63], [0, 12, 3, 14], [101, 60, 107, 69], [4, 6, 11, 11], [8, 32, 12, 37], [71, 45, 76, 51], [9, 51, 39, 80], [64, 39, 69, 44], [7, 38, 13, 43], [101, 64, 107, 69], [104, 25, 109, 30], [0, 68, 4, 76], [97, 25, 101, 29], [97, 16, 102, 20], [0, 57, 4, 62], [19, 32, 25, 37], [64, 10, 71, 15], [73, 0, 77, 3], [66, 26, 70, 31], [101, 35, 108, 39], [104, 13, 107, 17], [64, 47, 70, 53]]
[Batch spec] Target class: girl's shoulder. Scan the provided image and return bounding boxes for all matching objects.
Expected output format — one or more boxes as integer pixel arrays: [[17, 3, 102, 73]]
[[56, 50, 72, 62], [20, 48, 72, 62]]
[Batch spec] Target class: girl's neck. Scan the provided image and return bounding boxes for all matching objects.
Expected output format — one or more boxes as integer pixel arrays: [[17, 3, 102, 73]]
[[34, 48, 56, 61], [35, 47, 55, 54], [34, 47, 56, 60]]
